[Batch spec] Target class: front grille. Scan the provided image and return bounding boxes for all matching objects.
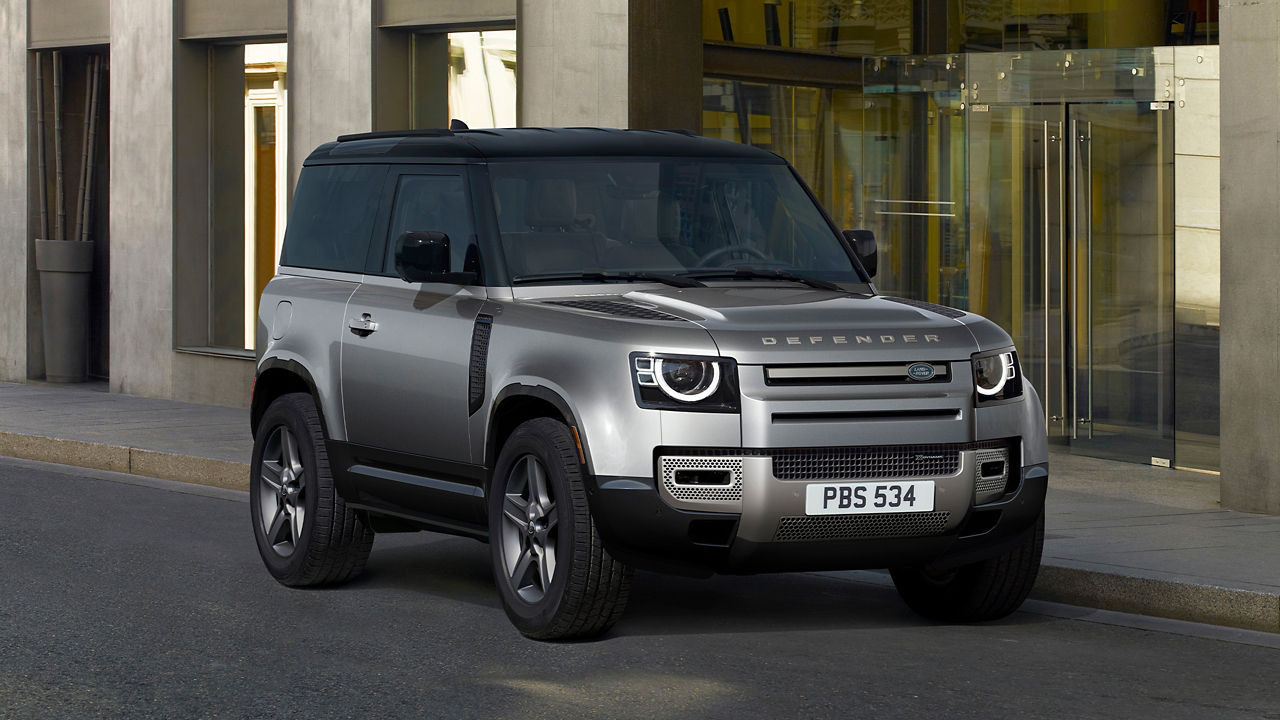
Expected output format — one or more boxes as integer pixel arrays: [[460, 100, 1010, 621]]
[[771, 445, 961, 480], [773, 511, 951, 541], [659, 456, 743, 503], [545, 299, 684, 321]]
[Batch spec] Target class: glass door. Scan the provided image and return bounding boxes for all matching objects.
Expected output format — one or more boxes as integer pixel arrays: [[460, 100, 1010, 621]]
[[969, 101, 1174, 464], [1068, 102, 1175, 463]]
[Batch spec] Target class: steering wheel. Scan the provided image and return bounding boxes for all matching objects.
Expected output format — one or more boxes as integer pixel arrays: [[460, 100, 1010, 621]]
[[695, 245, 769, 268]]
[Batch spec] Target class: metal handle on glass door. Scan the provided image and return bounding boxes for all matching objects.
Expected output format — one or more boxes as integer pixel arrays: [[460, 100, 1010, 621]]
[[1070, 118, 1079, 441], [1085, 121, 1094, 439], [348, 313, 378, 336], [1043, 120, 1051, 429]]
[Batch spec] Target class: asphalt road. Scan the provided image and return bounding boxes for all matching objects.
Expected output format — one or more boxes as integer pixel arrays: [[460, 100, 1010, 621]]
[[2, 457, 1278, 720]]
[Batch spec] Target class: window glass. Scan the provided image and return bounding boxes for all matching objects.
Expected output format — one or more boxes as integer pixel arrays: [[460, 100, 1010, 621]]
[[489, 160, 857, 281], [280, 164, 386, 273], [382, 174, 476, 275]]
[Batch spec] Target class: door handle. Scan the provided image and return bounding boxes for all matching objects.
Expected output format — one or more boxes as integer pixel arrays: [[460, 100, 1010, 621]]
[[348, 313, 378, 336]]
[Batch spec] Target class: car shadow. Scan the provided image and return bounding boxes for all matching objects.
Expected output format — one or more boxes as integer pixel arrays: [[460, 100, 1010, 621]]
[[343, 532, 1056, 638]]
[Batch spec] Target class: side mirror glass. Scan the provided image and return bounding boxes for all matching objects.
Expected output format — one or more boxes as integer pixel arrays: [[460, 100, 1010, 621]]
[[394, 231, 475, 284], [843, 229, 877, 279]]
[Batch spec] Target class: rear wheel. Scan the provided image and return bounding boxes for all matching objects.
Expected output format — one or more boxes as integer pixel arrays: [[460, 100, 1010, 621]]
[[250, 392, 374, 586], [489, 418, 632, 640], [890, 512, 1044, 622]]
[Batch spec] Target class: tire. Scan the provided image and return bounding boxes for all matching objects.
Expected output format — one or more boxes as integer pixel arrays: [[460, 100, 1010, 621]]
[[890, 511, 1044, 622], [488, 417, 632, 640], [250, 392, 374, 587]]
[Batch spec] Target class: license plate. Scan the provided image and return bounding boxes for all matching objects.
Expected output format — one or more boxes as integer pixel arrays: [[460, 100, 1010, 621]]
[[804, 481, 935, 515]]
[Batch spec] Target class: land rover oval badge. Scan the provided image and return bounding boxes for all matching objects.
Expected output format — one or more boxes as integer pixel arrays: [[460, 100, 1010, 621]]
[[907, 362, 936, 381]]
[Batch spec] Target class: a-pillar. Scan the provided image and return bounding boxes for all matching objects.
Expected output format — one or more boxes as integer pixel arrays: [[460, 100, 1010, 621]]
[[517, 0, 701, 130]]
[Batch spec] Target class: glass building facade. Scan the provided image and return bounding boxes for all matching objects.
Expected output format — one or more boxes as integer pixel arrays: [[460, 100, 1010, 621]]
[[702, 1, 1221, 471]]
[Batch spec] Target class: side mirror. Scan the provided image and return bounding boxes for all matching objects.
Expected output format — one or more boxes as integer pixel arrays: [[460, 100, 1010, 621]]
[[843, 229, 877, 279], [394, 231, 475, 284]]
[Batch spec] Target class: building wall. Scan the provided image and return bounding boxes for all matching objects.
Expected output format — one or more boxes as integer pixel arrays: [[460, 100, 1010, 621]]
[[287, 0, 373, 189], [107, 0, 174, 398], [1220, 1, 1280, 514], [0, 0, 26, 382]]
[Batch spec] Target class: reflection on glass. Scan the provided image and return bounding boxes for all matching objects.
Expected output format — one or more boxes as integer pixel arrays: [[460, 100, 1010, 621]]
[[702, 1, 1216, 56], [447, 30, 516, 129]]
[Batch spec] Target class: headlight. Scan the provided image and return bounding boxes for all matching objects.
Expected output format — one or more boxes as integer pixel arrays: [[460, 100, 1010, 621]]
[[632, 353, 738, 412], [972, 349, 1023, 403]]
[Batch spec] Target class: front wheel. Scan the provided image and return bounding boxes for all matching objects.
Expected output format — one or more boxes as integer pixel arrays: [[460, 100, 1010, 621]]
[[890, 512, 1044, 622], [489, 418, 632, 640]]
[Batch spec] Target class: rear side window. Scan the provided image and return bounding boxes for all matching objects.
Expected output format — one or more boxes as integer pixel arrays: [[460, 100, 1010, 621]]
[[280, 164, 387, 273]]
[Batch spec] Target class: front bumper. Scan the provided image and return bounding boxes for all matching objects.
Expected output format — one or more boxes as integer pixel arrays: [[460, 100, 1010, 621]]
[[585, 447, 1048, 577]]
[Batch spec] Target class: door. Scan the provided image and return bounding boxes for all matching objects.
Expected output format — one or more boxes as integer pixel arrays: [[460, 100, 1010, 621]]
[[340, 169, 487, 521], [969, 101, 1174, 465]]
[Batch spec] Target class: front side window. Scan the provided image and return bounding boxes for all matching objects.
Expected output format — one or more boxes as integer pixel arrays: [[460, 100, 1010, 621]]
[[489, 159, 860, 283], [381, 174, 477, 276]]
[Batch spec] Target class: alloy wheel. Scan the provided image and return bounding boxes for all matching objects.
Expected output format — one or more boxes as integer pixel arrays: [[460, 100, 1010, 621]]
[[257, 425, 307, 557], [499, 455, 560, 603]]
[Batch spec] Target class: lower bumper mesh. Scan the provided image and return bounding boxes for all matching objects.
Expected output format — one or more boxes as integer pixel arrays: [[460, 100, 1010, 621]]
[[773, 511, 951, 542]]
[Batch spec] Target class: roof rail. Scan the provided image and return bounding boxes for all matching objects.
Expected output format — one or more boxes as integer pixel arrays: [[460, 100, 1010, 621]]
[[336, 128, 454, 143]]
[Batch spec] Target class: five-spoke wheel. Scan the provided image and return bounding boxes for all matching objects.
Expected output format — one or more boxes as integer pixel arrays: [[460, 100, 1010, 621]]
[[256, 425, 308, 557], [249, 392, 374, 586], [489, 417, 632, 640], [499, 455, 560, 603]]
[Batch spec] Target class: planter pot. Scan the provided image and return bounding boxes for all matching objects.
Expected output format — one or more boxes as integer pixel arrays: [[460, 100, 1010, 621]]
[[34, 239, 94, 383]]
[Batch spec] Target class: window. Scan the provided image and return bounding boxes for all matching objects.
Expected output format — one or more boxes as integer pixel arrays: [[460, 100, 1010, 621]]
[[380, 173, 477, 276], [280, 164, 387, 274]]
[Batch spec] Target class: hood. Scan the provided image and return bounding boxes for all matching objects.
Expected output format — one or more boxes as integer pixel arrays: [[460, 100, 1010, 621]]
[[611, 286, 999, 364]]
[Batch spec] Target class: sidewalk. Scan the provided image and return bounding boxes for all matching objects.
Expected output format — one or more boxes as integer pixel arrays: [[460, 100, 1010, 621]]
[[2, 380, 1277, 633]]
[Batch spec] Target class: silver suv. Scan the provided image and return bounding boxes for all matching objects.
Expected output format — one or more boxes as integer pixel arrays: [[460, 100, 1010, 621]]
[[249, 128, 1048, 640]]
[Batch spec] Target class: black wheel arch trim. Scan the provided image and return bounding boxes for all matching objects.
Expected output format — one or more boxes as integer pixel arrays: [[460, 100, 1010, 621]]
[[252, 357, 325, 438], [487, 383, 594, 475]]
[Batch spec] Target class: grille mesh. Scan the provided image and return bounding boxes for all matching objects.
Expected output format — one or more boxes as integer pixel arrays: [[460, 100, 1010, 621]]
[[774, 511, 951, 542], [546, 299, 684, 321], [659, 456, 743, 503], [771, 446, 961, 480], [973, 447, 1010, 502]]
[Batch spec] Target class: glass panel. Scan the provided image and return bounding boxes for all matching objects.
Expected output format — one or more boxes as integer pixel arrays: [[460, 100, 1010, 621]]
[[447, 30, 516, 129], [861, 55, 967, 306], [702, 78, 865, 232], [1072, 102, 1175, 462], [703, 0, 912, 56], [280, 164, 386, 273]]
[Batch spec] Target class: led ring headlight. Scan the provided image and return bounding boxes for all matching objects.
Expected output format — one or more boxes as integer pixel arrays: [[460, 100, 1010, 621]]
[[974, 351, 1016, 396], [654, 358, 721, 402]]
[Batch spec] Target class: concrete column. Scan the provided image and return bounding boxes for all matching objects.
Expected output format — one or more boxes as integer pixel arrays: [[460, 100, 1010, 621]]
[[287, 0, 374, 189], [1220, 0, 1280, 514], [0, 0, 26, 381], [518, 0, 701, 130], [108, 0, 175, 398]]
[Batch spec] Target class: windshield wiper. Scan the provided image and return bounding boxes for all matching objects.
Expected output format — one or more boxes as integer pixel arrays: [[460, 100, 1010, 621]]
[[511, 271, 705, 288], [679, 267, 845, 292]]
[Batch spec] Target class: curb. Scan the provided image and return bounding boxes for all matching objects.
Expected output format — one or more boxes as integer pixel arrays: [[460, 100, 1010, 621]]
[[1031, 562, 1280, 634], [2, 433, 1277, 635], [0, 432, 249, 492]]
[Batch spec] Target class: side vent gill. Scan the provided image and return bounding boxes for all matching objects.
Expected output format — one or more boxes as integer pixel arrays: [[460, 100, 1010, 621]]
[[468, 315, 494, 415]]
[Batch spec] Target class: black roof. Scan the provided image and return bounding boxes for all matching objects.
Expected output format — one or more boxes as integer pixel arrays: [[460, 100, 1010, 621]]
[[304, 127, 784, 164]]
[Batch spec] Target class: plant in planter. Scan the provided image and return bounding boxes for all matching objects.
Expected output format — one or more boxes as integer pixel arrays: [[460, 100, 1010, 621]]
[[34, 51, 103, 383]]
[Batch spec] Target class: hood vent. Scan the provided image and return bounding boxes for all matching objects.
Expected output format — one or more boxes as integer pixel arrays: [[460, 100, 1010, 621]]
[[880, 296, 967, 320], [545, 299, 685, 322]]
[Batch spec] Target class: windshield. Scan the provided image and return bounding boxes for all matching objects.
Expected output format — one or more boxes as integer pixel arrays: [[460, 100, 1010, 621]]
[[488, 159, 863, 284]]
